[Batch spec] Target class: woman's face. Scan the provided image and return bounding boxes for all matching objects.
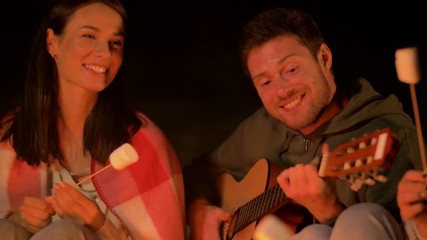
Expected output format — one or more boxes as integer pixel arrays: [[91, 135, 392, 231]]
[[47, 3, 125, 95]]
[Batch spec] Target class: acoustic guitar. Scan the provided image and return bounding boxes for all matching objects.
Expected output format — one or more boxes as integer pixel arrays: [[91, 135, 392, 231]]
[[218, 128, 398, 240]]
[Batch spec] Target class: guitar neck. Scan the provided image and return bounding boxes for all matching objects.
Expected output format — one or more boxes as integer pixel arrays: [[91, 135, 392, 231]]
[[232, 184, 287, 233]]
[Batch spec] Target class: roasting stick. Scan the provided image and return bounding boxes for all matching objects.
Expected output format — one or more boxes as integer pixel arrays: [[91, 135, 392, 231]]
[[395, 47, 426, 170], [76, 143, 139, 186]]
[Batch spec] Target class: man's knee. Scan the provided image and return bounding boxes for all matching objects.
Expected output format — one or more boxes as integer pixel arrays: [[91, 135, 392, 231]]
[[332, 203, 404, 240], [292, 224, 331, 240], [338, 202, 394, 223]]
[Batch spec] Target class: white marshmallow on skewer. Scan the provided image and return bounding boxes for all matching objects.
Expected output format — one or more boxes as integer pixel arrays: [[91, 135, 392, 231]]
[[395, 46, 427, 174], [109, 143, 139, 170], [395, 47, 420, 84], [76, 143, 139, 186]]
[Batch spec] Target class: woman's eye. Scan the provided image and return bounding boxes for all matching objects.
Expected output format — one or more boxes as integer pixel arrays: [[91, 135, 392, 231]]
[[83, 34, 96, 39], [287, 66, 298, 74], [111, 40, 123, 47], [260, 79, 271, 87], [109, 40, 123, 50]]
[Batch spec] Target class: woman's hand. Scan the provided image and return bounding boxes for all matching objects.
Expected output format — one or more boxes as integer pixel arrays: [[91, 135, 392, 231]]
[[46, 182, 105, 231], [396, 170, 427, 238], [8, 196, 55, 233], [397, 170, 427, 225]]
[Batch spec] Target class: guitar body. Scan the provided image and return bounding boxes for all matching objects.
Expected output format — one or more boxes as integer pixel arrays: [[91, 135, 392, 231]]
[[218, 159, 270, 240], [218, 159, 308, 240]]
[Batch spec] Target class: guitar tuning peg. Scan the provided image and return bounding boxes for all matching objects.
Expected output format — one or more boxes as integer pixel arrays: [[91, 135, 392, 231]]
[[366, 168, 388, 183], [363, 178, 376, 186], [358, 141, 367, 149], [350, 181, 363, 191], [354, 171, 375, 186], [353, 177, 364, 190], [373, 175, 387, 183]]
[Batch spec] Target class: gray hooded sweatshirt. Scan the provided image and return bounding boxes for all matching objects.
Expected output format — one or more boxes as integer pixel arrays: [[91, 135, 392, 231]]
[[184, 78, 422, 224]]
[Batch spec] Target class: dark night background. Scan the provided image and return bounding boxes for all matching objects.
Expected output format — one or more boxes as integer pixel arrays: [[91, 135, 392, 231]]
[[1, 0, 426, 166]]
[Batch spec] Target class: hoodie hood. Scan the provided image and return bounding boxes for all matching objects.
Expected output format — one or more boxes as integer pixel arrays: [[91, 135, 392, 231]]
[[317, 78, 414, 135]]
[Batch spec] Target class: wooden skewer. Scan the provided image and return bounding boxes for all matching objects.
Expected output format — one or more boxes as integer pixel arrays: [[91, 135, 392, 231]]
[[76, 164, 112, 186], [409, 84, 427, 170]]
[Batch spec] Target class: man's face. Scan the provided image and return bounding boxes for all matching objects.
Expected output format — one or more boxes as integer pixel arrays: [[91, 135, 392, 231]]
[[247, 35, 336, 130]]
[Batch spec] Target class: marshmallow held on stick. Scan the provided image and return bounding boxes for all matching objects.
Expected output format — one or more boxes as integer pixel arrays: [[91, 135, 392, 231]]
[[76, 143, 139, 186], [395, 46, 427, 170], [395, 47, 420, 84], [109, 143, 139, 170]]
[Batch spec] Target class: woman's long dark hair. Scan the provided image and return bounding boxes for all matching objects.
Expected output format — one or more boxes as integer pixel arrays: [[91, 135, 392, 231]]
[[0, 0, 142, 166]]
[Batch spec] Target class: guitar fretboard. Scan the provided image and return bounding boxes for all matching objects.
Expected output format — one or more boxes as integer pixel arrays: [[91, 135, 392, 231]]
[[234, 184, 287, 233]]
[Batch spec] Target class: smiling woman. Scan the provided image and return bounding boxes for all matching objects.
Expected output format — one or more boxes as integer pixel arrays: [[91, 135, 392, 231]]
[[0, 1, 185, 240], [47, 2, 125, 93]]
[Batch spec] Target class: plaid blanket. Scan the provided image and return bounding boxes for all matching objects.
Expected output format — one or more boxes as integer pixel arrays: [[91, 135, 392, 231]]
[[0, 116, 186, 240]]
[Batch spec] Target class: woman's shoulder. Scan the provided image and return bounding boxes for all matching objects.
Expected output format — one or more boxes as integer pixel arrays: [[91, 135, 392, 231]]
[[135, 112, 164, 133], [132, 112, 171, 146], [130, 112, 180, 164]]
